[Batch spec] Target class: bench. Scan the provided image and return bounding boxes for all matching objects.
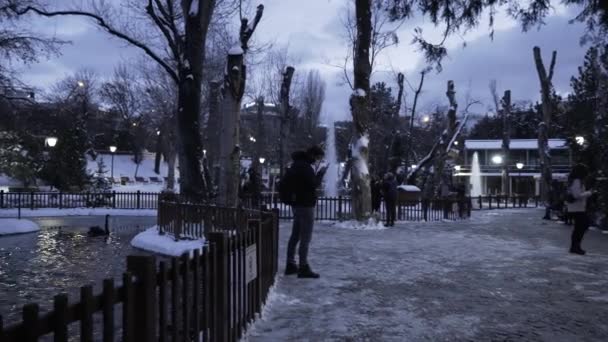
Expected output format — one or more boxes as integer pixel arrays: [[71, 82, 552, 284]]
[[135, 177, 148, 183], [149, 176, 163, 183]]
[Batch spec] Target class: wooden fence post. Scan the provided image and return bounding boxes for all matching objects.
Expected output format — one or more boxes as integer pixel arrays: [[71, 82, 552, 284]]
[[126, 255, 158, 341], [22, 303, 39, 342], [208, 232, 228, 342]]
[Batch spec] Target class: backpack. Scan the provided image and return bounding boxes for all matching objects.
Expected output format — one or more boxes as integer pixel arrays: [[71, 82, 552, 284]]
[[278, 168, 296, 205]]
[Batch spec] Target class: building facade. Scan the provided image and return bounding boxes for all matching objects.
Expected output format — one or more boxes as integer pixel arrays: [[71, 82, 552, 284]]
[[456, 139, 571, 196]]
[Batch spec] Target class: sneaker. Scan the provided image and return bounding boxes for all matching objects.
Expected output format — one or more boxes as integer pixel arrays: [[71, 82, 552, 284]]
[[298, 264, 320, 279], [284, 262, 298, 275]]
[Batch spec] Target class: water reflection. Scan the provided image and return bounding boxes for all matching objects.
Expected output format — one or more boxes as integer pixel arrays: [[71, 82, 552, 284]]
[[0, 217, 155, 326]]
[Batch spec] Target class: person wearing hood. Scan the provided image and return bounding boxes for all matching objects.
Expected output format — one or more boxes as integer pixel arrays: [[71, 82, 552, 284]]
[[284, 145, 327, 278]]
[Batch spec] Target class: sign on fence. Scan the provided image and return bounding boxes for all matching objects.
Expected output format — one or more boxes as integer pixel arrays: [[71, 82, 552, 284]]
[[246, 244, 258, 283]]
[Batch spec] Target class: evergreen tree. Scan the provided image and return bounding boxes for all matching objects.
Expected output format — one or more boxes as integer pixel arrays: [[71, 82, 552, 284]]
[[41, 114, 91, 190], [566, 44, 608, 229], [0, 132, 43, 188], [368, 82, 399, 174], [92, 157, 111, 192]]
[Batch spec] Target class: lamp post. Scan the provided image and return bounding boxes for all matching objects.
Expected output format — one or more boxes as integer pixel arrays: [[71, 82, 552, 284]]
[[109, 146, 117, 179], [516, 162, 524, 194], [575, 136, 585, 146]]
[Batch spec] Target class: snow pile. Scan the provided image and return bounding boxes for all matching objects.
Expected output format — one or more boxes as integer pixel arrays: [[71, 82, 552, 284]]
[[86, 153, 179, 180], [351, 134, 369, 176], [131, 226, 205, 257], [229, 45, 244, 55], [398, 185, 421, 192], [0, 218, 40, 235], [333, 218, 387, 230]]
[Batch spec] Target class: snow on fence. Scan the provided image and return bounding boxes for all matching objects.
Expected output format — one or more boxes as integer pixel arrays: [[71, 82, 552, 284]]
[[0, 191, 160, 210], [0, 208, 280, 342]]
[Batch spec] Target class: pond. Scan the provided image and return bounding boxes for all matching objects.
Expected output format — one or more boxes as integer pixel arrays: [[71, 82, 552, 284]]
[[0, 216, 157, 327]]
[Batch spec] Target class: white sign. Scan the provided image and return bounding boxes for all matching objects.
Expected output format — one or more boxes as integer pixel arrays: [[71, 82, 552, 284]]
[[246, 244, 258, 283]]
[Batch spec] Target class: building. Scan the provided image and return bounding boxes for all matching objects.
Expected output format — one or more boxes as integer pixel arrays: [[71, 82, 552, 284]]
[[456, 139, 571, 196]]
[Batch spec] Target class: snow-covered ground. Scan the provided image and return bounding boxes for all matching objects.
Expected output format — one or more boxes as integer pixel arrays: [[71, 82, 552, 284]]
[[131, 226, 205, 257], [0, 208, 157, 218], [0, 218, 40, 235], [244, 208, 608, 341]]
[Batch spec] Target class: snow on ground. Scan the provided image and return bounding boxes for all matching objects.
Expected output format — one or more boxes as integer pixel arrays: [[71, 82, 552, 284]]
[[0, 208, 157, 218], [0, 218, 40, 235], [333, 218, 387, 230], [87, 153, 179, 180], [244, 208, 608, 341], [131, 226, 204, 257]]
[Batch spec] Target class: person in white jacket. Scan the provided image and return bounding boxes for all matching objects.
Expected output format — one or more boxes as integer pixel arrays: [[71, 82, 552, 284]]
[[566, 164, 593, 255]]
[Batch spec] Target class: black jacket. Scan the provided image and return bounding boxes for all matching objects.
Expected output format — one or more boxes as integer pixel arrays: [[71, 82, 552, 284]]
[[287, 151, 322, 207], [382, 179, 398, 201]]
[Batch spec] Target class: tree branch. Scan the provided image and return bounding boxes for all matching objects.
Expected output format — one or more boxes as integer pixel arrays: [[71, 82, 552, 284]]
[[240, 4, 264, 52], [547, 50, 557, 81], [13, 5, 179, 83], [146, 0, 180, 64]]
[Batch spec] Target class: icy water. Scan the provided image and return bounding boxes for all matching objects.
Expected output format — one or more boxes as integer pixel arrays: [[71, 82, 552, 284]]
[[0, 216, 156, 326]]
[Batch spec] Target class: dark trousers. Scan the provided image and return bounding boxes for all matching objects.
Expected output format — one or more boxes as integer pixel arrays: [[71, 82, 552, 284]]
[[287, 207, 315, 266], [385, 199, 396, 225], [570, 212, 589, 250]]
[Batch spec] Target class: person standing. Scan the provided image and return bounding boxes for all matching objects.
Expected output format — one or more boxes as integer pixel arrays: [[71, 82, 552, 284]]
[[284, 146, 327, 278], [371, 175, 382, 214], [567, 163, 593, 255], [382, 172, 398, 227]]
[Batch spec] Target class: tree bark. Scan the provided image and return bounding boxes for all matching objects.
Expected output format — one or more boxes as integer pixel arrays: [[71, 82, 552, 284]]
[[279, 66, 295, 177], [154, 132, 162, 174], [501, 90, 511, 195], [350, 0, 373, 221], [533, 46, 557, 204]]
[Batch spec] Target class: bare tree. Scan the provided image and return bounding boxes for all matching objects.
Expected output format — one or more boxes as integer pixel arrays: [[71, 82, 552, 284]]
[[278, 66, 296, 177], [14, 0, 242, 201], [217, 4, 264, 207], [299, 70, 326, 140], [533, 46, 557, 207]]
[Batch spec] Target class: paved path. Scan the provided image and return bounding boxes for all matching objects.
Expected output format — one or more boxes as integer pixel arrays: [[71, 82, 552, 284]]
[[245, 209, 608, 341]]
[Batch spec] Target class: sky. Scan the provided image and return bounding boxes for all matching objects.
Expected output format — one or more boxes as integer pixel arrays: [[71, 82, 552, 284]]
[[18, 0, 590, 122]]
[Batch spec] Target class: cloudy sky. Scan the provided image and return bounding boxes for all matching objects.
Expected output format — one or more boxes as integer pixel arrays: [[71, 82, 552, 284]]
[[19, 0, 589, 122]]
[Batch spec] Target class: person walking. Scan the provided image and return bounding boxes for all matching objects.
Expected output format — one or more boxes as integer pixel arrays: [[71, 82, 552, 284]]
[[567, 163, 594, 255], [284, 145, 327, 278], [382, 172, 398, 227]]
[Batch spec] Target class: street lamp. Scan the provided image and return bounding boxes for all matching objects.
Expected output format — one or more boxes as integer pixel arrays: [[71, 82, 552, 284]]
[[109, 146, 117, 179], [422, 115, 430, 123], [259, 157, 265, 164], [77, 81, 85, 88], [411, 164, 417, 170], [491, 155, 503, 165], [454, 165, 461, 172], [249, 136, 256, 143], [575, 136, 585, 146], [45, 137, 58, 147], [516, 162, 524, 170]]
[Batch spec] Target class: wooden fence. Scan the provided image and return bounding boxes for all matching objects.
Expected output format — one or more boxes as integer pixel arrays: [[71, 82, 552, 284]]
[[0, 191, 159, 210], [0, 208, 279, 341], [158, 201, 262, 240]]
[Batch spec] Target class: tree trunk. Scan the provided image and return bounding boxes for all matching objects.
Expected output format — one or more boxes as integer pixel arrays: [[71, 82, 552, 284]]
[[218, 52, 246, 207], [166, 149, 176, 191], [432, 80, 457, 197], [279, 66, 295, 177], [533, 46, 557, 205], [501, 90, 511, 195], [251, 96, 265, 202], [206, 81, 221, 185], [406, 70, 425, 169], [350, 0, 373, 221]]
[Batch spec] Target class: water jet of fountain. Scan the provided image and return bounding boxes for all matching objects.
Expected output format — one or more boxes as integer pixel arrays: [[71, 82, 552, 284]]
[[323, 119, 338, 197], [470, 152, 482, 197]]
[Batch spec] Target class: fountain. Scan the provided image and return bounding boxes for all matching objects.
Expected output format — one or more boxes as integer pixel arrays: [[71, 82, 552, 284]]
[[470, 152, 482, 197], [323, 119, 338, 197]]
